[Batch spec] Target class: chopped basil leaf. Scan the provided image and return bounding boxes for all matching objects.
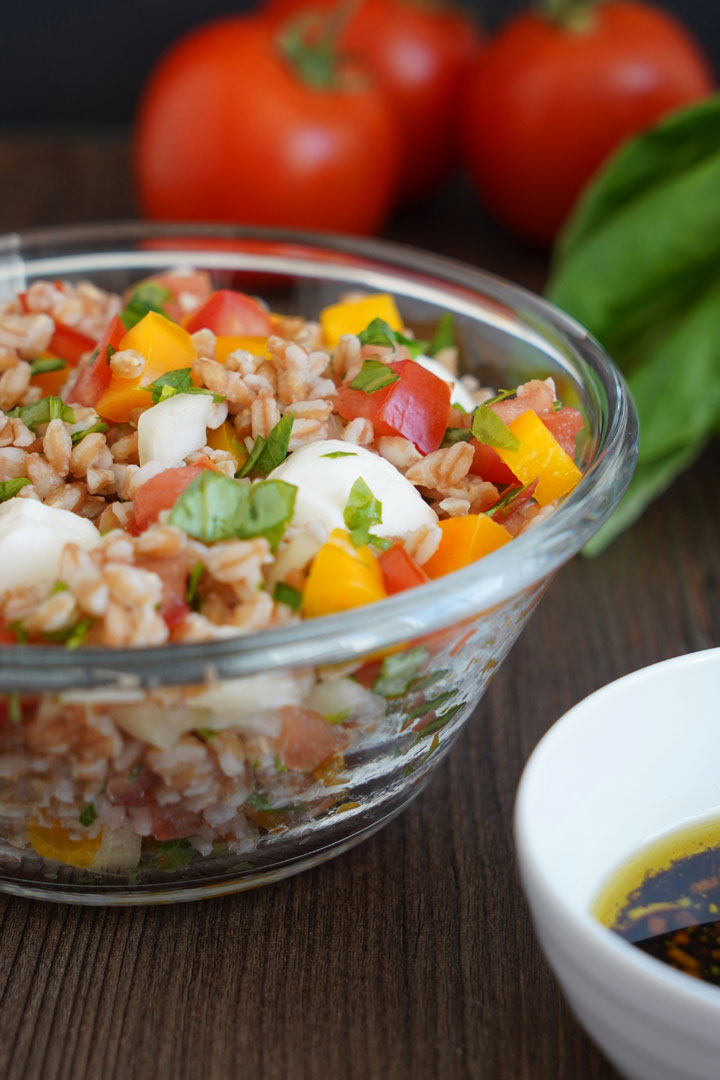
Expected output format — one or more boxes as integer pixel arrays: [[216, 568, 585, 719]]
[[147, 838, 197, 870], [357, 318, 429, 359], [78, 802, 98, 827], [413, 702, 465, 741], [552, 399, 563, 412], [368, 534, 393, 552], [186, 562, 204, 610], [407, 688, 457, 720], [372, 646, 429, 698], [440, 426, 473, 448], [325, 707, 351, 725], [106, 344, 117, 360], [428, 313, 456, 357], [245, 790, 305, 814], [145, 368, 223, 405], [237, 413, 294, 477], [409, 668, 450, 693], [483, 387, 517, 407], [471, 405, 521, 452], [0, 478, 30, 502], [169, 471, 296, 551], [348, 359, 400, 394], [52, 581, 69, 594], [8, 692, 21, 724], [128, 763, 146, 782], [195, 727, 217, 742], [273, 581, 303, 612], [29, 355, 66, 376], [8, 396, 75, 431], [120, 282, 173, 331], [486, 483, 530, 519], [64, 618, 93, 651], [8, 621, 27, 644], [320, 450, 357, 459], [343, 477, 382, 547], [71, 421, 109, 445]]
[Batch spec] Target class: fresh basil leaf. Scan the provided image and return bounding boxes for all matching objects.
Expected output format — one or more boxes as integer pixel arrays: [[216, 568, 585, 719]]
[[428, 313, 455, 357], [440, 427, 473, 448], [144, 368, 222, 406], [186, 562, 204, 610], [273, 581, 303, 612], [394, 331, 430, 359], [169, 471, 296, 551], [120, 282, 173, 331], [483, 388, 517, 407], [8, 397, 75, 431], [71, 421, 109, 445], [471, 405, 520, 452], [29, 356, 66, 376], [348, 359, 400, 394], [343, 477, 382, 547], [8, 620, 27, 644], [372, 646, 429, 698], [486, 483, 530, 519], [7, 692, 21, 723], [0, 478, 30, 502], [368, 534, 393, 552], [195, 728, 217, 742], [64, 618, 93, 651], [357, 318, 396, 348], [320, 451, 357, 459], [238, 413, 293, 477], [78, 803, 97, 827], [407, 688, 457, 720]]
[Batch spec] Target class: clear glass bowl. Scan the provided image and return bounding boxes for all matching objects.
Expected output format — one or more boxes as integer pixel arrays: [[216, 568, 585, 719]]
[[0, 223, 637, 905]]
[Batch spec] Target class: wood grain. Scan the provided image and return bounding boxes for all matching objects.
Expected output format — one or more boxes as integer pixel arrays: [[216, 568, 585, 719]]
[[0, 134, 717, 1080]]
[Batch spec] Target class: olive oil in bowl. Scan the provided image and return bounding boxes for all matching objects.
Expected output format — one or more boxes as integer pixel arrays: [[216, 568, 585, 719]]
[[595, 819, 720, 986]]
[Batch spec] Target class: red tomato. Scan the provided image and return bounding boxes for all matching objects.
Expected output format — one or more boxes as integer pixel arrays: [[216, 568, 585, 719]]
[[184, 290, 272, 336], [70, 315, 126, 407], [131, 464, 210, 533], [469, 440, 517, 485], [135, 555, 191, 631], [125, 269, 212, 323], [49, 322, 96, 366], [462, 1, 714, 244], [541, 406, 584, 457], [135, 15, 399, 235], [266, 0, 484, 200], [277, 707, 348, 772], [378, 544, 429, 594], [336, 359, 451, 454]]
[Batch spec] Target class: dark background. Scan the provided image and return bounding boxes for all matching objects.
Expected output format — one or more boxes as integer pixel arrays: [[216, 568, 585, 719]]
[[1, 0, 718, 128]]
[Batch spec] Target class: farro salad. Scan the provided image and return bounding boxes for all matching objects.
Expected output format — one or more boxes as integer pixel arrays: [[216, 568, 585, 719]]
[[0, 270, 583, 875]]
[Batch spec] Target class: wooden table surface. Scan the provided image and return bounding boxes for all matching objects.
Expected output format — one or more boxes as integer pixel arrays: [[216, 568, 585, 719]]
[[0, 134, 718, 1080]]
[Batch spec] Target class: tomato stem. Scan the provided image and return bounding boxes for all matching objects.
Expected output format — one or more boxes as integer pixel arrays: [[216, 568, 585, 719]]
[[543, 0, 597, 29], [279, 0, 365, 89]]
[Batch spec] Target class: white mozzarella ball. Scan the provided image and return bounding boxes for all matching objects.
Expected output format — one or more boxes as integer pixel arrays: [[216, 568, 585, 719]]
[[0, 498, 100, 595]]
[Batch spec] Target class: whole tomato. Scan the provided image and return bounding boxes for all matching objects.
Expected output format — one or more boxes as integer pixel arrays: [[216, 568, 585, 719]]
[[135, 15, 400, 235], [462, 1, 714, 245], [266, 0, 484, 200]]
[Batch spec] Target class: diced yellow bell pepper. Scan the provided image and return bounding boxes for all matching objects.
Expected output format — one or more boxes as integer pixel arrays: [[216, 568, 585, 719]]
[[495, 410, 583, 506], [423, 515, 512, 578], [303, 529, 387, 618], [320, 293, 404, 348], [215, 335, 268, 364], [95, 311, 197, 423], [207, 420, 248, 470], [28, 818, 103, 869]]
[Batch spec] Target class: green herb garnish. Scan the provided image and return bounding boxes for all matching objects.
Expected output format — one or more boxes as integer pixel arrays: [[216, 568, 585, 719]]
[[70, 421, 109, 445], [440, 427, 473, 448], [483, 388, 517, 407], [486, 483, 531, 519], [147, 838, 197, 870], [186, 562, 204, 610], [79, 803, 98, 827], [273, 581, 303, 612], [407, 689, 457, 721], [470, 405, 520, 452], [320, 450, 357, 459], [8, 396, 75, 431], [348, 359, 400, 394], [144, 368, 223, 405], [195, 728, 217, 742], [372, 646, 429, 698], [368, 534, 393, 552], [8, 620, 27, 643], [413, 702, 465, 742], [357, 318, 429, 359], [169, 471, 296, 551], [325, 707, 351, 725], [0, 478, 30, 502], [237, 413, 294, 477], [120, 282, 173, 331], [428, 313, 456, 357], [43, 617, 93, 650], [343, 477, 382, 547], [7, 692, 21, 723], [29, 356, 66, 376]]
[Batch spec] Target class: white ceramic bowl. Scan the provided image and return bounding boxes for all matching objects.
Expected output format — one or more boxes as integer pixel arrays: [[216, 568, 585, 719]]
[[515, 648, 720, 1080]]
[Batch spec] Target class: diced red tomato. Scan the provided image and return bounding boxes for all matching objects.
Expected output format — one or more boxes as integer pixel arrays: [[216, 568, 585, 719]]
[[352, 658, 384, 690], [149, 804, 200, 841], [70, 315, 126, 407], [131, 462, 211, 533], [184, 289, 272, 336], [49, 321, 96, 366], [135, 555, 190, 630], [336, 359, 451, 454], [378, 543, 429, 595], [277, 707, 348, 772], [487, 479, 539, 526], [0, 625, 16, 645], [541, 406, 584, 457], [124, 269, 213, 324], [469, 439, 518, 485], [107, 764, 158, 806], [490, 379, 555, 424]]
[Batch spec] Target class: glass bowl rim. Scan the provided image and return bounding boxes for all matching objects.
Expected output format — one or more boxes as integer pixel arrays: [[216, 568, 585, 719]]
[[0, 222, 638, 691]]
